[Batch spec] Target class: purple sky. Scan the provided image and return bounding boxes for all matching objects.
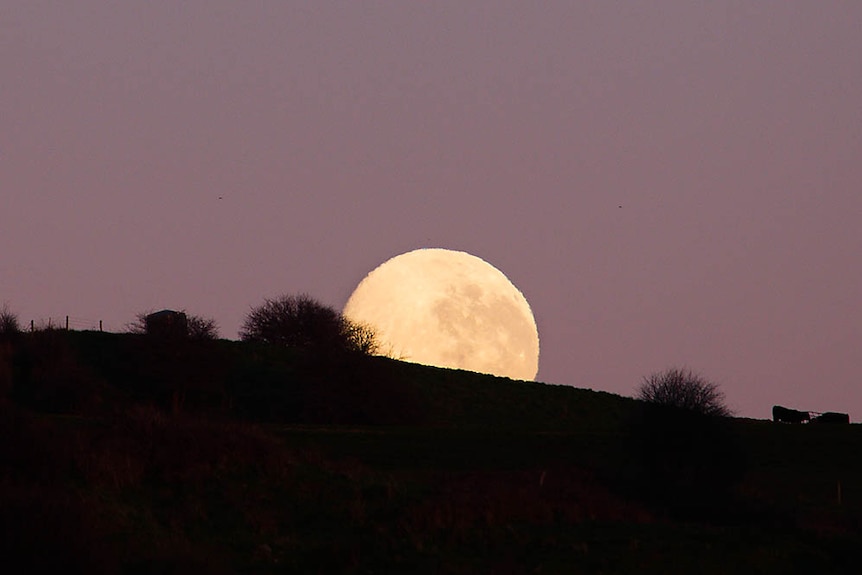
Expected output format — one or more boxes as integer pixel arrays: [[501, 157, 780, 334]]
[[3, 2, 861, 420]]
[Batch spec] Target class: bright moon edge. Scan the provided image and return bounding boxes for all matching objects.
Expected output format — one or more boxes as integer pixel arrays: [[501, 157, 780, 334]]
[[344, 248, 539, 381]]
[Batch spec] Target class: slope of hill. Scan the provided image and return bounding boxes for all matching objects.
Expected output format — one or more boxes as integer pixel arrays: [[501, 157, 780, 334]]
[[0, 329, 859, 573]]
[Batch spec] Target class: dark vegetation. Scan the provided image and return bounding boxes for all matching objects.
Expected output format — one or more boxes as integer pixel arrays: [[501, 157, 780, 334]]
[[127, 310, 220, 340], [0, 325, 860, 573], [239, 294, 378, 355], [638, 367, 732, 417], [0, 303, 20, 336]]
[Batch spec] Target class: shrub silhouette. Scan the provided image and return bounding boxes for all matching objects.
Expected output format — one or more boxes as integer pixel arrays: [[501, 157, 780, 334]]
[[186, 314, 219, 340], [637, 367, 731, 417], [239, 294, 378, 354], [125, 311, 150, 335], [0, 304, 21, 337]]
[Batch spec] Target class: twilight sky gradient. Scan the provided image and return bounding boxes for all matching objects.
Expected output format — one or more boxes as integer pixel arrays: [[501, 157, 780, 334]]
[[3, 2, 861, 419]]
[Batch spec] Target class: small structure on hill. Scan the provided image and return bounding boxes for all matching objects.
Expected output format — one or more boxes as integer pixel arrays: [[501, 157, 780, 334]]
[[145, 310, 188, 339]]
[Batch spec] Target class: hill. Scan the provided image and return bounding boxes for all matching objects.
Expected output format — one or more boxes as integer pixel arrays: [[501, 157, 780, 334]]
[[1, 329, 860, 573]]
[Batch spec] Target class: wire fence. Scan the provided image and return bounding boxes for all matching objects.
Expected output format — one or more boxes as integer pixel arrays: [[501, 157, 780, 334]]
[[26, 315, 106, 332]]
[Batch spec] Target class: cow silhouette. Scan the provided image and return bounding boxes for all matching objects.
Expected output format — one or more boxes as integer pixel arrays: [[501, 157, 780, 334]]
[[810, 412, 850, 424], [772, 405, 810, 423]]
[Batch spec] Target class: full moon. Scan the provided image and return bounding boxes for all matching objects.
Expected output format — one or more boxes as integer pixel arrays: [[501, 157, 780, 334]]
[[343, 248, 539, 380]]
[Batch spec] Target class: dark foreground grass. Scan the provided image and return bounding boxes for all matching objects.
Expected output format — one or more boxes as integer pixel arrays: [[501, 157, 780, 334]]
[[0, 330, 860, 573]]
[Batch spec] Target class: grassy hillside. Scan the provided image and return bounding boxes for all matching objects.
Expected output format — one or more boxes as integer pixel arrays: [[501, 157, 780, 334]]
[[0, 329, 860, 573]]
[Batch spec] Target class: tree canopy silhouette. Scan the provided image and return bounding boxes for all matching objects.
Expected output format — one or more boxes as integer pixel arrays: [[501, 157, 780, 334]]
[[239, 294, 378, 354], [637, 367, 731, 417]]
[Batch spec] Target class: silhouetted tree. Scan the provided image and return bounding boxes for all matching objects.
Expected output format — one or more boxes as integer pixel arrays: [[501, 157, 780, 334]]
[[0, 304, 21, 336], [125, 311, 151, 335], [239, 294, 378, 354], [342, 320, 379, 355], [637, 368, 731, 417], [186, 314, 219, 340]]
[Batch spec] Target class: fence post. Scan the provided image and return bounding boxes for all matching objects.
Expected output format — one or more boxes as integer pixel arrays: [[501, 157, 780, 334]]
[[99, 320, 103, 332], [30, 320, 34, 332], [66, 315, 69, 330]]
